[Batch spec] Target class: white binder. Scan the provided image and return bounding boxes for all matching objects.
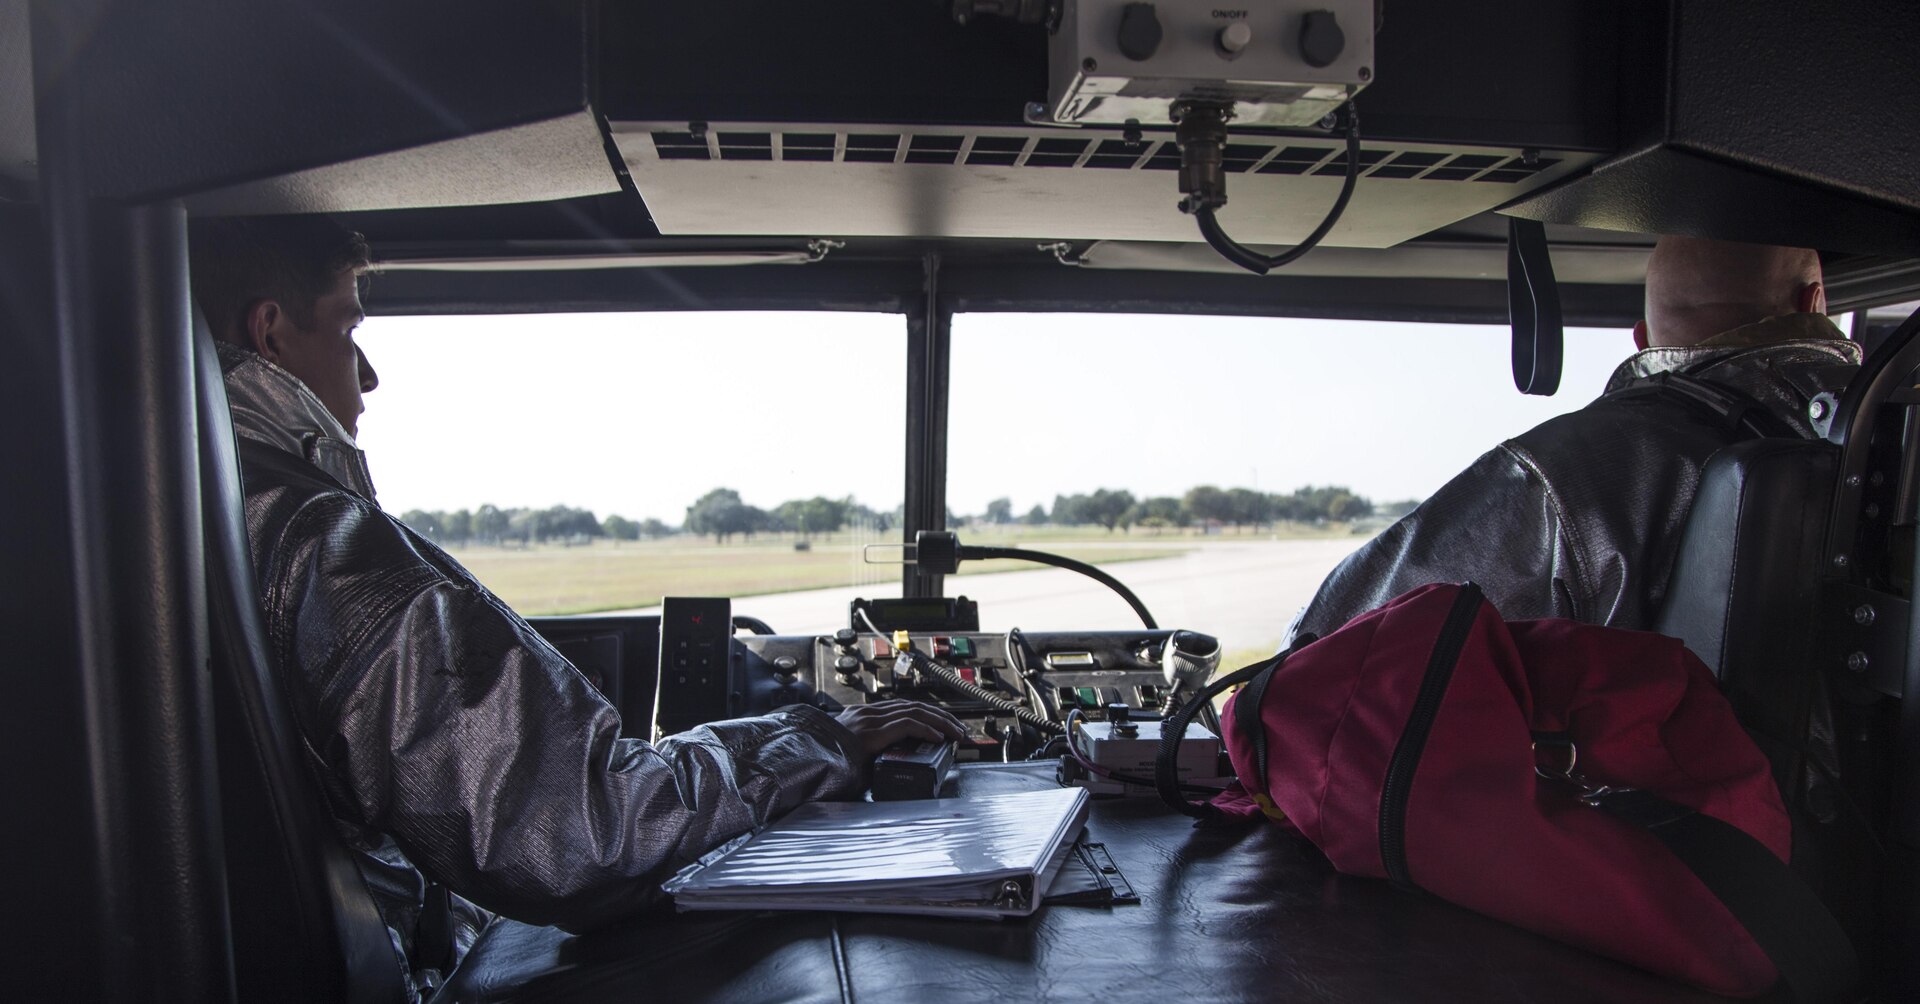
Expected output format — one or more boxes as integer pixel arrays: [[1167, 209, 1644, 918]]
[[662, 786, 1092, 918]]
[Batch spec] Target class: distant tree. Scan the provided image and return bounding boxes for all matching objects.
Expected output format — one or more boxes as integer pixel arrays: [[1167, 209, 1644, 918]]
[[1084, 488, 1137, 532], [742, 505, 774, 540], [506, 508, 543, 544], [774, 496, 850, 539], [443, 508, 472, 544], [1051, 493, 1088, 525], [1184, 485, 1231, 525], [1022, 504, 1049, 526], [1326, 491, 1371, 521], [1126, 496, 1187, 532], [399, 509, 440, 541], [984, 498, 1014, 525], [603, 514, 640, 541], [473, 504, 510, 544], [686, 488, 754, 544], [639, 517, 673, 539], [1226, 487, 1273, 529]]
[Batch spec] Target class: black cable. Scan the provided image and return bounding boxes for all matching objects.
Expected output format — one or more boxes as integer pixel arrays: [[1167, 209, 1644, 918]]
[[907, 649, 1065, 736], [1193, 104, 1362, 276], [958, 545, 1158, 629], [854, 607, 1062, 737]]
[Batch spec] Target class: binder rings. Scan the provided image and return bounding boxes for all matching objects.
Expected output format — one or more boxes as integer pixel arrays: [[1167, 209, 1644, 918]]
[[663, 786, 1091, 918]]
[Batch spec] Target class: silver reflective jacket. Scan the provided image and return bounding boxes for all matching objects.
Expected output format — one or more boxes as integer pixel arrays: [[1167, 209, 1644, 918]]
[[220, 345, 866, 994], [1294, 314, 1862, 640]]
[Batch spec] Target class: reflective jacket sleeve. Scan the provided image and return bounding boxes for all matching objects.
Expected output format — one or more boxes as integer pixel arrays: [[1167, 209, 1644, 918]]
[[1290, 445, 1584, 641], [262, 492, 867, 930]]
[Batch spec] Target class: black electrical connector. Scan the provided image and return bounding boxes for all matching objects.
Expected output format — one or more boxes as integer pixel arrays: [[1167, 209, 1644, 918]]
[[1175, 99, 1363, 276], [909, 530, 1158, 629]]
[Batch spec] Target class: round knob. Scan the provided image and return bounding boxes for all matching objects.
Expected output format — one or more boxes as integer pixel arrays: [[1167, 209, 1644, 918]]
[[1299, 10, 1346, 69], [1107, 702, 1132, 723], [834, 655, 861, 673], [1117, 3, 1163, 62], [773, 655, 799, 672], [1216, 21, 1252, 56], [834, 628, 858, 648]]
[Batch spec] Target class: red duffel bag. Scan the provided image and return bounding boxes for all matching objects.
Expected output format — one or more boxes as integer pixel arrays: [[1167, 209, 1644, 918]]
[[1157, 582, 1856, 1000]]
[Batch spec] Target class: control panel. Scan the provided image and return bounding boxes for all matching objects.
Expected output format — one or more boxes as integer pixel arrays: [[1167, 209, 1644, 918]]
[[653, 623, 1194, 762], [1048, 0, 1375, 127]]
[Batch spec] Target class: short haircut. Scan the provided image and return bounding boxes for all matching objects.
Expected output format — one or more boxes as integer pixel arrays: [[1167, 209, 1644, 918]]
[[188, 215, 371, 343]]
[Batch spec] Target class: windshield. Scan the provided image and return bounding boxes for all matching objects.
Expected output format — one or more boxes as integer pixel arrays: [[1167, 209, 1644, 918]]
[[355, 308, 1773, 662]]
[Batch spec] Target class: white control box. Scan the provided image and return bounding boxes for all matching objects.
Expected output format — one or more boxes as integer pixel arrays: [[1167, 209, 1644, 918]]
[[1048, 0, 1374, 127], [1081, 719, 1221, 778]]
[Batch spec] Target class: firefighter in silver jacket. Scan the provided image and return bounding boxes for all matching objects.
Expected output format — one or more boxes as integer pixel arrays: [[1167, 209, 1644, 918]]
[[193, 217, 964, 996], [1294, 236, 1862, 639]]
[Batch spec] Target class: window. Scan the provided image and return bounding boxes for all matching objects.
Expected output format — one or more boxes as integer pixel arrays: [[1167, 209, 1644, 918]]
[[353, 311, 905, 622], [945, 313, 1635, 664]]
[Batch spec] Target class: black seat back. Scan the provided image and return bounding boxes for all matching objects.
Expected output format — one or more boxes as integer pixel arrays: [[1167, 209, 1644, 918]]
[[1654, 437, 1837, 730], [193, 311, 406, 1003]]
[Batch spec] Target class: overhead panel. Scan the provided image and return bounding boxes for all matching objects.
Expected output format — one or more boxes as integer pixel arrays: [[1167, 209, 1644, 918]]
[[612, 122, 1598, 247], [186, 111, 620, 216]]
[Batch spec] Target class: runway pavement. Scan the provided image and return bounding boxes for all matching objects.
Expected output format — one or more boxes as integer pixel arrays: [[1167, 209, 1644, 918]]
[[618, 537, 1367, 655]]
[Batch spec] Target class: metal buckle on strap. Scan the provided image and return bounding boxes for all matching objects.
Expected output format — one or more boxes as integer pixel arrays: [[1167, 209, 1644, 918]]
[[1532, 737, 1637, 805], [1531, 736, 1578, 781]]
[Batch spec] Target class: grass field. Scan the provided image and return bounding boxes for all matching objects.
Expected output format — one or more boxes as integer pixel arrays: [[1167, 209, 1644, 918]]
[[448, 529, 1254, 615], [456, 533, 1144, 614]]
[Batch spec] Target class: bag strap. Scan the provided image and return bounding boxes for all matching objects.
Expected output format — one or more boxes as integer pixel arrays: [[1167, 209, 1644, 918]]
[[1589, 788, 1860, 1002], [1156, 635, 1314, 818]]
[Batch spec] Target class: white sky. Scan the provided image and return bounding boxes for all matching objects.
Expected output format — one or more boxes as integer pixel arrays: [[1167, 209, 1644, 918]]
[[352, 310, 1643, 523]]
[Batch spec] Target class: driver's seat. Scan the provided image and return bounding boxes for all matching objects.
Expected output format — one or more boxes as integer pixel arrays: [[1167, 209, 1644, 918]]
[[193, 308, 409, 1003]]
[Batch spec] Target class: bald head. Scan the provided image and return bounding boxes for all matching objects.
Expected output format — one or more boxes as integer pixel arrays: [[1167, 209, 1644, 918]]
[[1639, 237, 1825, 348]]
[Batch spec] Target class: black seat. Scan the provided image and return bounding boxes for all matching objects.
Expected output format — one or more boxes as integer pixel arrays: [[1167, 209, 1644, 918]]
[[193, 309, 407, 1003], [1654, 437, 1837, 739], [1653, 309, 1920, 975]]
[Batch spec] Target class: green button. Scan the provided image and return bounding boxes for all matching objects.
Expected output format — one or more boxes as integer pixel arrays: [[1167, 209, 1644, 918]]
[[951, 637, 974, 658], [1075, 687, 1099, 708]]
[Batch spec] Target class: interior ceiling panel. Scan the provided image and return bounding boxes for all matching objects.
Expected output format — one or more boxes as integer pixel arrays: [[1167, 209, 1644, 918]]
[[612, 121, 1599, 247], [185, 111, 620, 216]]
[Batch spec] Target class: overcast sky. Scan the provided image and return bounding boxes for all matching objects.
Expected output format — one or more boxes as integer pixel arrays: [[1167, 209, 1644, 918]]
[[352, 310, 1643, 523]]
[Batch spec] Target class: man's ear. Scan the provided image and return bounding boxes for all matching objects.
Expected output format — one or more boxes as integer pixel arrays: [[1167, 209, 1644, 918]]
[[1797, 280, 1827, 316], [1632, 320, 1649, 351], [244, 299, 286, 362]]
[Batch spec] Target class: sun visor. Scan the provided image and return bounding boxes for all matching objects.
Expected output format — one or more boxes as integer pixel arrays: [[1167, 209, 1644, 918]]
[[611, 121, 1599, 247]]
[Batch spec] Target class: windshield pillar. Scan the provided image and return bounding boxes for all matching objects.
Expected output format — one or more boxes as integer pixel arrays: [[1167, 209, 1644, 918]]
[[903, 254, 951, 598]]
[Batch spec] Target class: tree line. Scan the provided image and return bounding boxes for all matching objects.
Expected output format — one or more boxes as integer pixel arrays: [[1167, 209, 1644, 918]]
[[1010, 484, 1397, 533], [400, 483, 1418, 547]]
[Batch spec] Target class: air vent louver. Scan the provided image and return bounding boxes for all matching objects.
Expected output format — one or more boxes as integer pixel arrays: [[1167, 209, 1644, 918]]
[[615, 120, 1597, 246], [643, 131, 1574, 185]]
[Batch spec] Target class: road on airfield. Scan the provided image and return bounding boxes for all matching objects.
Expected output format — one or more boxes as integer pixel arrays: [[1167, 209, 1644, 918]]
[[615, 537, 1366, 656]]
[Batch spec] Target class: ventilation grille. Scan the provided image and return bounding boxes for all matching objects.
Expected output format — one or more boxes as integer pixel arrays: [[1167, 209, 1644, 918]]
[[647, 130, 1562, 184]]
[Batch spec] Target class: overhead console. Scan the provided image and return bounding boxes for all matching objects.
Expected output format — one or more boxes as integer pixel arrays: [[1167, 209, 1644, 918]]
[[598, 0, 1620, 251], [609, 120, 1596, 247], [1501, 0, 1920, 255]]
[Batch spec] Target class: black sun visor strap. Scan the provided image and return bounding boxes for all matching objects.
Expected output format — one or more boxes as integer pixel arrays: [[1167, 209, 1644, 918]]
[[1508, 216, 1563, 397]]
